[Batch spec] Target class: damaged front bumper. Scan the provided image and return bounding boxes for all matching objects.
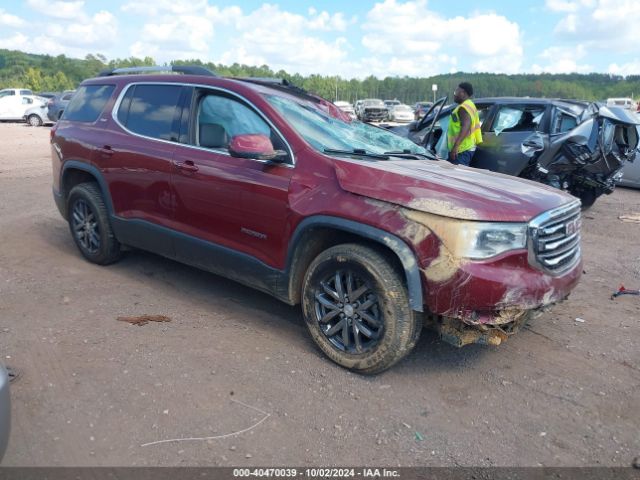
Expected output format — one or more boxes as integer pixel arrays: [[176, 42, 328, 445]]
[[426, 303, 555, 348]]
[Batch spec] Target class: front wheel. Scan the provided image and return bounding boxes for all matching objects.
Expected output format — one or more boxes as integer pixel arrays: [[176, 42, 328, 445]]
[[301, 244, 421, 374]]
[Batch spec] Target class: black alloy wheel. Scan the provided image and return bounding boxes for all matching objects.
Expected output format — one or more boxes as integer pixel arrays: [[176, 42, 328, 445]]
[[314, 269, 383, 353], [302, 244, 422, 374], [71, 198, 100, 254], [67, 182, 121, 265]]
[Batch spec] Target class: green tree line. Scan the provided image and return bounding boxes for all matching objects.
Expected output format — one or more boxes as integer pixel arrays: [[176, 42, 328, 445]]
[[2, 48, 640, 103]]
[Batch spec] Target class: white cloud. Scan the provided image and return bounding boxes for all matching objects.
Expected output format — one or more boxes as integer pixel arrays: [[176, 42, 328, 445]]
[[46, 10, 118, 48], [26, 0, 86, 20], [0, 9, 25, 27], [361, 0, 523, 75], [213, 4, 351, 75], [121, 0, 208, 17], [530, 45, 593, 73], [552, 0, 640, 52], [0, 33, 31, 50], [608, 61, 640, 76], [545, 0, 595, 12]]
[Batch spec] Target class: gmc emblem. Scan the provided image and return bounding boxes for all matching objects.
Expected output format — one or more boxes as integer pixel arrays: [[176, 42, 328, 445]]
[[565, 218, 580, 236]]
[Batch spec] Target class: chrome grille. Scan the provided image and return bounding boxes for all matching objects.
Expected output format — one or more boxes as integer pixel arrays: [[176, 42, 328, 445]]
[[528, 201, 582, 275]]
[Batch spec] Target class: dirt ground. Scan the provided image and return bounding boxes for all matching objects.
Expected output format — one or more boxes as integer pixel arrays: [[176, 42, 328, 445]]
[[0, 122, 638, 467]]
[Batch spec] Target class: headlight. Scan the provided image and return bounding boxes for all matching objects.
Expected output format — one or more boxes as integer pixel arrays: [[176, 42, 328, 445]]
[[458, 222, 528, 259], [405, 209, 528, 260]]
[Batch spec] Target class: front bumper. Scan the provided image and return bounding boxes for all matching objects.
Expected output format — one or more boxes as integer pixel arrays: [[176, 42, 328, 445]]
[[362, 109, 387, 121], [423, 250, 583, 320]]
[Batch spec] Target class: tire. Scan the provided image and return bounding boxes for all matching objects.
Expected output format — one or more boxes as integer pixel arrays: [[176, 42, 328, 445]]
[[67, 182, 121, 265], [27, 114, 43, 127], [570, 187, 598, 210], [301, 244, 422, 374]]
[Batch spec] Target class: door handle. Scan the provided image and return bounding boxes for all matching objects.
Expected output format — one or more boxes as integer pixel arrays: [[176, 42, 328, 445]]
[[98, 145, 114, 157], [173, 160, 199, 172]]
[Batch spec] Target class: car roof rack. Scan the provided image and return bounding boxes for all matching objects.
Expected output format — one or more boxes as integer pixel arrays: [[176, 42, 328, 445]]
[[98, 65, 218, 77]]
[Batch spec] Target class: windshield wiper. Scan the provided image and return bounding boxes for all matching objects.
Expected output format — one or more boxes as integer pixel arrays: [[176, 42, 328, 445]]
[[323, 148, 389, 160], [384, 150, 434, 160]]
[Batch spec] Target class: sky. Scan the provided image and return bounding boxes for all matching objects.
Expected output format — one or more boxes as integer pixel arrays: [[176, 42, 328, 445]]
[[1, 0, 639, 79]]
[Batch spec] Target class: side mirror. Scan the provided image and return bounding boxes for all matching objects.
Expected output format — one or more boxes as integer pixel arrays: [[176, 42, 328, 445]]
[[229, 134, 287, 162]]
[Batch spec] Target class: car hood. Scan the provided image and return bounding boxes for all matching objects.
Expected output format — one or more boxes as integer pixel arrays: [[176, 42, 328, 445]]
[[334, 158, 575, 222]]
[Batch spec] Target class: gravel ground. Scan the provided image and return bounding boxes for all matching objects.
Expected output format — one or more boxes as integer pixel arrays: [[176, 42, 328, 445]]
[[0, 122, 638, 467]]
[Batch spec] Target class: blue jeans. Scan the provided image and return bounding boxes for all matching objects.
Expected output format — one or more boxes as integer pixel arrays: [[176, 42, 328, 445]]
[[450, 149, 475, 166]]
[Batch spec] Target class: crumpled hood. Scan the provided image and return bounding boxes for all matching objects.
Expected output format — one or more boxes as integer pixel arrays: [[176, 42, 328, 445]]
[[334, 158, 576, 222]]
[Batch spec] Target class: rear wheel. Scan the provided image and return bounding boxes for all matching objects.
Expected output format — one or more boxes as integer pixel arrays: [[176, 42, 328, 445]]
[[301, 244, 421, 374], [27, 114, 42, 127], [67, 183, 121, 265]]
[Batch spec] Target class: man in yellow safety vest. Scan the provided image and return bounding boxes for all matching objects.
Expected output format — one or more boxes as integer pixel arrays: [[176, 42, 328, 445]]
[[447, 82, 482, 166]]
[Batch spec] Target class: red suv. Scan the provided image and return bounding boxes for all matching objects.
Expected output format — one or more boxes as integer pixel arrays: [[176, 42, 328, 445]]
[[51, 66, 583, 373]]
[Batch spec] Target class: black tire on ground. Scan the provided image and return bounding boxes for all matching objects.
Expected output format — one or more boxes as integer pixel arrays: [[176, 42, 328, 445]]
[[67, 182, 121, 265], [301, 243, 422, 374], [572, 187, 598, 210], [27, 114, 43, 127]]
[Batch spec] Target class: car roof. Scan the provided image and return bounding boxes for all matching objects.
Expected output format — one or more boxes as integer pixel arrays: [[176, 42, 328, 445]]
[[475, 96, 590, 108]]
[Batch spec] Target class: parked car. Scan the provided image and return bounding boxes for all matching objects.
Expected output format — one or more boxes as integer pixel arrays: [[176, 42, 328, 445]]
[[618, 126, 640, 188], [389, 96, 639, 208], [388, 104, 414, 123], [0, 88, 33, 98], [334, 101, 357, 121], [47, 90, 76, 122], [606, 97, 636, 111], [356, 98, 387, 122], [383, 99, 401, 119], [37, 91, 60, 100], [0, 88, 42, 121], [23, 102, 52, 126], [413, 101, 433, 120], [0, 364, 10, 462], [51, 66, 583, 373]]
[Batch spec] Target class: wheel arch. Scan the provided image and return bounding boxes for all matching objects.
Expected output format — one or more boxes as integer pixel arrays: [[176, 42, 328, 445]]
[[285, 216, 424, 312], [60, 161, 114, 219]]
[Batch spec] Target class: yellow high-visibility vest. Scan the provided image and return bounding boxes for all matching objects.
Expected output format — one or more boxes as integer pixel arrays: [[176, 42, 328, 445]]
[[447, 99, 483, 153]]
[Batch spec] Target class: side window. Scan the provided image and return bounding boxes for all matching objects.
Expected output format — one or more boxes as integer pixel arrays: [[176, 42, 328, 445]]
[[477, 106, 490, 126], [63, 85, 115, 123], [0, 91, 15, 98], [491, 105, 544, 135], [195, 91, 289, 160], [118, 84, 183, 141], [62, 93, 74, 101], [552, 112, 578, 134], [20, 90, 33, 96]]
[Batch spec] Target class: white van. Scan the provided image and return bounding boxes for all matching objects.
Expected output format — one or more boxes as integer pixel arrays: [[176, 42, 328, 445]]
[[606, 97, 636, 111]]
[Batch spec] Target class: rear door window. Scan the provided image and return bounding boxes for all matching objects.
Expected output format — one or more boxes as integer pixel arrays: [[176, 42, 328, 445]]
[[490, 105, 545, 135], [117, 84, 183, 141], [63, 85, 115, 123]]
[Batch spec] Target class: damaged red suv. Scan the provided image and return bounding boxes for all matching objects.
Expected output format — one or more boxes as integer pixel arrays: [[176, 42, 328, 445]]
[[51, 66, 582, 373]]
